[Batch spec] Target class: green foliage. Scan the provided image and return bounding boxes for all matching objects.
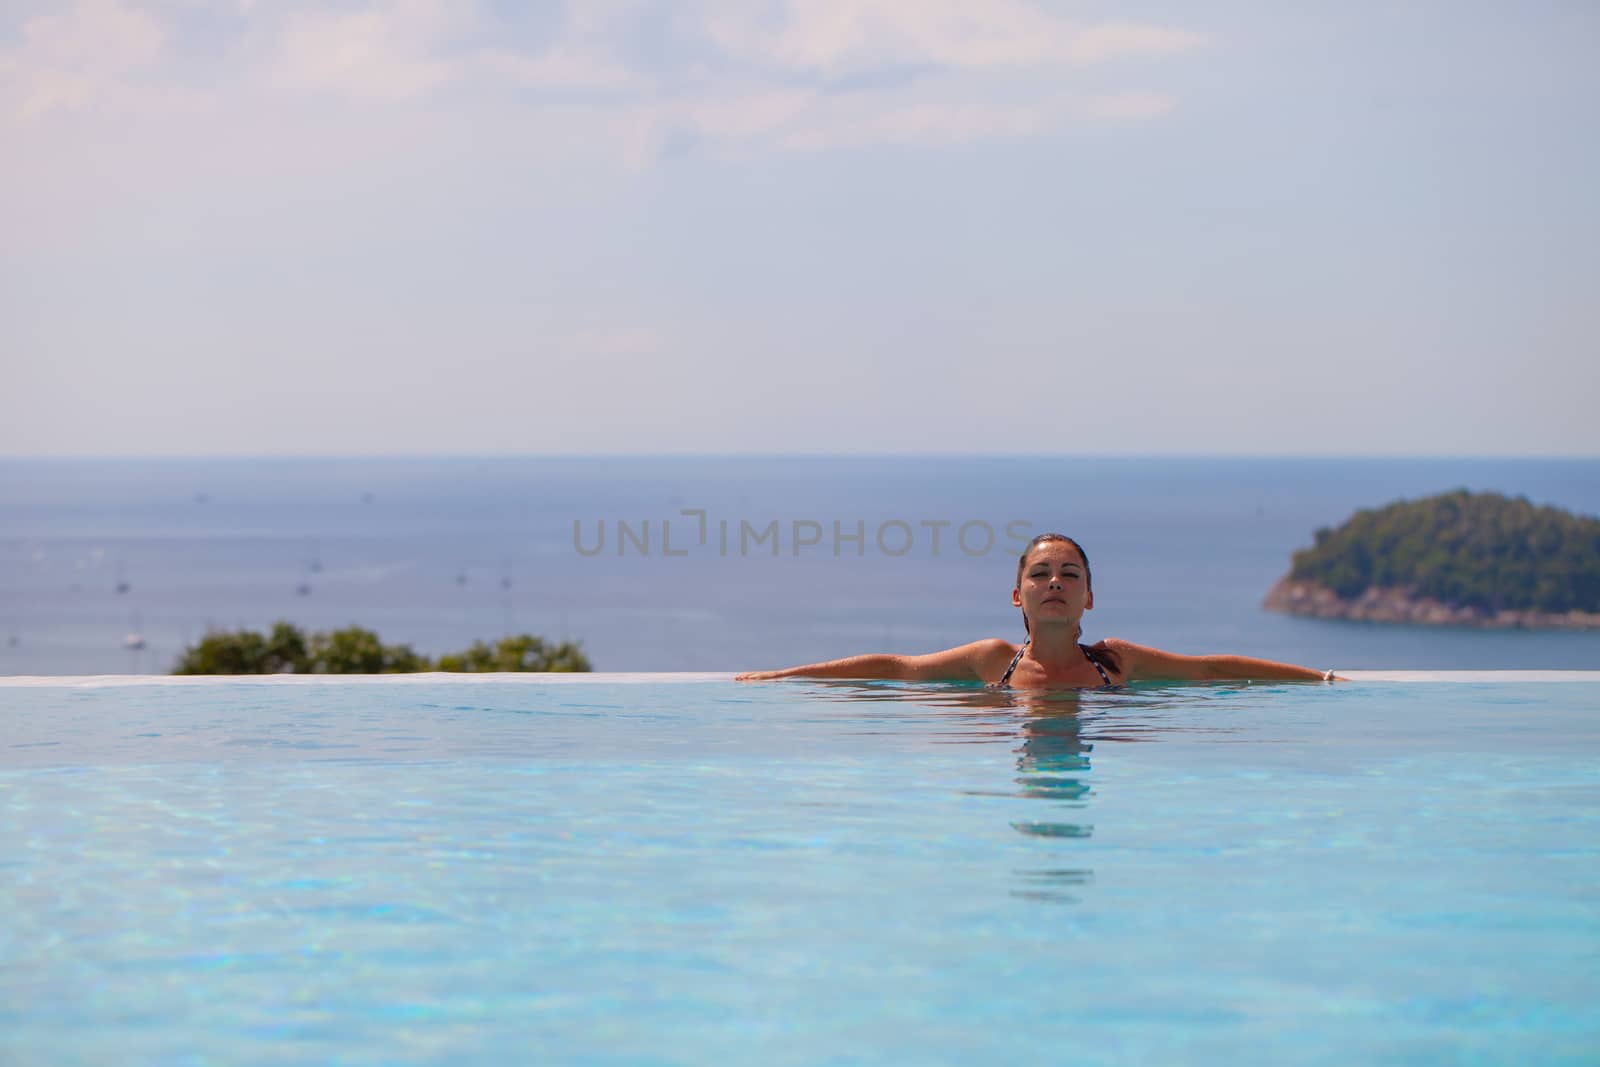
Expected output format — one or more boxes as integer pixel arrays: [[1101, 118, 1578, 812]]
[[307, 625, 431, 674], [174, 621, 311, 675], [1289, 490, 1600, 613], [172, 623, 590, 675], [434, 634, 592, 673]]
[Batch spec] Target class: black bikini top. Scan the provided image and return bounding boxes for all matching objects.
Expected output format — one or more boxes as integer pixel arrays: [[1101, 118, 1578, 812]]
[[993, 640, 1113, 688]]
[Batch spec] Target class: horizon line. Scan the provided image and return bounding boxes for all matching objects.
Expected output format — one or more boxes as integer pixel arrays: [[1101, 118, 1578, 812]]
[[3, 451, 1598, 463]]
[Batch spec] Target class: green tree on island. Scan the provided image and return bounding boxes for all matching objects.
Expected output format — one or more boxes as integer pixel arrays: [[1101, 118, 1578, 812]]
[[172, 623, 591, 674], [1288, 490, 1600, 614]]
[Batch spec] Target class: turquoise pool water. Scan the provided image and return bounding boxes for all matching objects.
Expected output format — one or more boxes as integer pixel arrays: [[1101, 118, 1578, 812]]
[[3, 675, 1597, 1065]]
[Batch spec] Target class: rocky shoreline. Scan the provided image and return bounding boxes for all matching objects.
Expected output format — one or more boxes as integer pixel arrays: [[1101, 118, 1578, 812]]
[[1263, 578, 1600, 631]]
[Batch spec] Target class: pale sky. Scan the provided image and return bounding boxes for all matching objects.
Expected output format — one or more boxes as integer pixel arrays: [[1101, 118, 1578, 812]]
[[3, 1, 1596, 457]]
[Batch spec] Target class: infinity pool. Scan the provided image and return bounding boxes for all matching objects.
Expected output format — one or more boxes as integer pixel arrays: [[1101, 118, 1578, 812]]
[[3, 674, 1597, 1065]]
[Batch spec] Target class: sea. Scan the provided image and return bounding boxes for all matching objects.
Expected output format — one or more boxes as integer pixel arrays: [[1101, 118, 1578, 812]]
[[2, 456, 1597, 677]]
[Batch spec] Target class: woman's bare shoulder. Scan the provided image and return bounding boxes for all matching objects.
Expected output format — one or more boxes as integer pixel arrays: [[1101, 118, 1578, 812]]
[[969, 637, 1022, 665], [965, 638, 1023, 684], [906, 638, 1018, 681], [919, 637, 1017, 659]]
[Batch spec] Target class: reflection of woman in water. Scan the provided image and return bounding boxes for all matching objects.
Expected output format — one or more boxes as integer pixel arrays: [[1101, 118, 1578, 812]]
[[909, 681, 1100, 862], [737, 532, 1336, 688]]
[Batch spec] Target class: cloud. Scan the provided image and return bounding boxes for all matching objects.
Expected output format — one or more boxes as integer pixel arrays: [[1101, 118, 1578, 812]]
[[1, 0, 1207, 157], [548, 0, 1205, 160], [0, 0, 165, 120], [696, 0, 1205, 78], [266, 0, 464, 100]]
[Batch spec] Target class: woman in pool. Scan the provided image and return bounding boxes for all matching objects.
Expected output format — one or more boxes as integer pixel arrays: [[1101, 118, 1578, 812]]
[[736, 532, 1335, 688]]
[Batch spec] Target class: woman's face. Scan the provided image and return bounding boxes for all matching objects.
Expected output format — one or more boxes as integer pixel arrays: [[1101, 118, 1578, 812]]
[[1013, 540, 1094, 631]]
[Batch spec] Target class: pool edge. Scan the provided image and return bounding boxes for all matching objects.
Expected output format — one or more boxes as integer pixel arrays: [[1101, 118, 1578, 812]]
[[1, 669, 1598, 687]]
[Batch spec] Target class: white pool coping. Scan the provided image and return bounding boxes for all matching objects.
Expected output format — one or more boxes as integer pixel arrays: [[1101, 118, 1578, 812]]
[[1336, 670, 1599, 683], [0, 672, 731, 687], [0, 670, 1597, 687]]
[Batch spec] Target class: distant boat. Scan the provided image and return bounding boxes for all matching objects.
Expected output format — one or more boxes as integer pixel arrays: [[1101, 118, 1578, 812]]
[[125, 611, 146, 652]]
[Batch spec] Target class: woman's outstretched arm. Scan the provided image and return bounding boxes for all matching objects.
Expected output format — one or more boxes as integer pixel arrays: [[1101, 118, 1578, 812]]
[[736, 640, 1013, 683], [1105, 639, 1335, 682]]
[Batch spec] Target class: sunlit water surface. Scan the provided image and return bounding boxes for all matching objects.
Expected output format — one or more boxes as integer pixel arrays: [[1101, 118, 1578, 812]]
[[3, 676, 1597, 1065]]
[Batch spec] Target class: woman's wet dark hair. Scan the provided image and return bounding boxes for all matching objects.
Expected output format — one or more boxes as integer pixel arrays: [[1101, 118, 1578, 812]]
[[1014, 533, 1120, 675]]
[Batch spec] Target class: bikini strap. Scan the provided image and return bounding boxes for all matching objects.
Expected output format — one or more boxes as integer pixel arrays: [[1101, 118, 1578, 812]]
[[1080, 643, 1113, 686], [994, 641, 1028, 688], [995, 641, 1111, 688]]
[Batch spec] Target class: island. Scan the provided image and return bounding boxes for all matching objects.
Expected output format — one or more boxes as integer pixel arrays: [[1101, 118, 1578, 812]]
[[1263, 489, 1600, 630]]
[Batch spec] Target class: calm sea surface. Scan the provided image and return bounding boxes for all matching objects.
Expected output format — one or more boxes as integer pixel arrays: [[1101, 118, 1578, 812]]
[[2, 457, 1597, 675]]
